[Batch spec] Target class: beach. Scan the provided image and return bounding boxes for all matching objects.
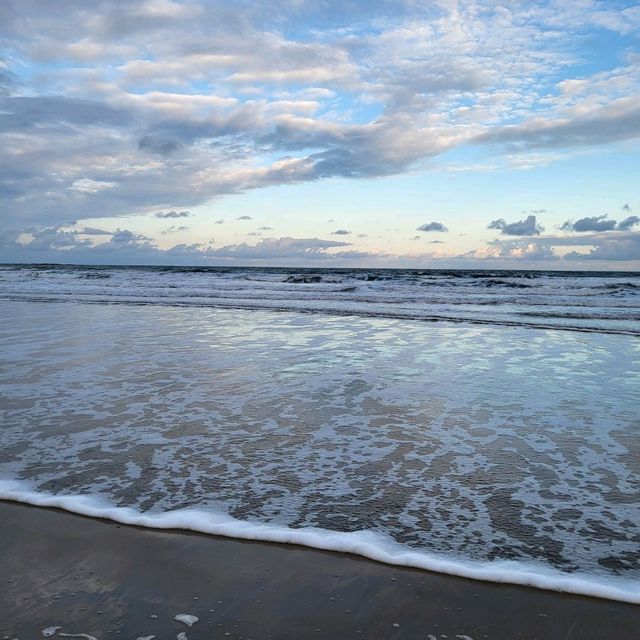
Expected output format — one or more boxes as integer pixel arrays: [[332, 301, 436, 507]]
[[3, 0, 640, 633], [2, 500, 638, 639]]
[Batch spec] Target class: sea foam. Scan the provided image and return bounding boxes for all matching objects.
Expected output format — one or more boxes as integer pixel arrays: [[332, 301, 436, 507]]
[[1, 480, 638, 605], [2, 298, 638, 608]]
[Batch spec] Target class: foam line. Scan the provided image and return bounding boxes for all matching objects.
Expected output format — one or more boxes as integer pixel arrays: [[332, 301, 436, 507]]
[[1, 480, 638, 605]]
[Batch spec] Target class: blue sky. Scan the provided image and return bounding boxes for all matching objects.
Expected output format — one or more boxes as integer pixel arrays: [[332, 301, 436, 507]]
[[1, 0, 639, 268]]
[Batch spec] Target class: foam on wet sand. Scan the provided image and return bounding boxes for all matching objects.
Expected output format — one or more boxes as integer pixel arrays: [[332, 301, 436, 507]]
[[1, 479, 639, 605]]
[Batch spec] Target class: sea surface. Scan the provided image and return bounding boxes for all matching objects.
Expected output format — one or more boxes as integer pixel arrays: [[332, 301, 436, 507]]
[[1, 263, 639, 334], [0, 264, 639, 602]]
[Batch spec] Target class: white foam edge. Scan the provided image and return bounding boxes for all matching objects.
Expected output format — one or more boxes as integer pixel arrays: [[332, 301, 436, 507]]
[[1, 479, 638, 605]]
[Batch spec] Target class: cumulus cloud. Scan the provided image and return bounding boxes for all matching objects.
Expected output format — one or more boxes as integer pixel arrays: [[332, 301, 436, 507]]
[[7, 225, 151, 257], [617, 216, 640, 231], [236, 216, 253, 220], [482, 230, 640, 263], [417, 222, 448, 232], [564, 234, 640, 261], [487, 215, 544, 236], [560, 215, 616, 232], [457, 240, 557, 262], [330, 229, 351, 235], [156, 210, 190, 219], [20, 227, 93, 251], [509, 244, 556, 261], [506, 244, 557, 261], [561, 214, 639, 232], [110, 229, 151, 244]]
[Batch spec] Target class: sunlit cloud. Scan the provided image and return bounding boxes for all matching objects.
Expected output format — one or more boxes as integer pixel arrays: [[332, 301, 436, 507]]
[[0, 0, 638, 267]]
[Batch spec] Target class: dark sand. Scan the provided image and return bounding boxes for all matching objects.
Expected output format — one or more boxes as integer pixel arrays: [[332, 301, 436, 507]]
[[0, 501, 636, 639]]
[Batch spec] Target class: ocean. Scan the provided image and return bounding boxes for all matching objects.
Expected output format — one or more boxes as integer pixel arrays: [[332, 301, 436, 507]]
[[0, 264, 638, 603]]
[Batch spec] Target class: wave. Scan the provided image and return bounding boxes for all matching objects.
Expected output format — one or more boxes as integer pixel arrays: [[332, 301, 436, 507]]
[[0, 480, 638, 605], [1, 264, 638, 336], [594, 282, 640, 291], [2, 293, 639, 336], [481, 279, 533, 288]]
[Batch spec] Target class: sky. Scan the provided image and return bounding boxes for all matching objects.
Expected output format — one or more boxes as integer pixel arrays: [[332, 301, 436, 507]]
[[1, 0, 640, 269]]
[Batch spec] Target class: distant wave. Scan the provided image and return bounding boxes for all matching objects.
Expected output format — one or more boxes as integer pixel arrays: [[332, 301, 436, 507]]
[[0, 264, 638, 335]]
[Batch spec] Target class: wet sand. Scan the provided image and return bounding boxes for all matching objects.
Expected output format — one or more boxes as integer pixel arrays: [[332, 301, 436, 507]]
[[1, 501, 636, 639]]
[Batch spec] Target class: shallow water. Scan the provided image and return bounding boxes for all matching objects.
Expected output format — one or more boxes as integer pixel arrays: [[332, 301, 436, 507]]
[[1, 299, 638, 601]]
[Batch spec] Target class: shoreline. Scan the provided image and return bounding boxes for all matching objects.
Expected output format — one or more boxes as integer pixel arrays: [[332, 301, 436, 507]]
[[2, 480, 638, 605], [1, 501, 637, 639]]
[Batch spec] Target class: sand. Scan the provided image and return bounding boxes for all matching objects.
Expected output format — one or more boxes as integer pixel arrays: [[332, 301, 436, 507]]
[[0, 501, 636, 639]]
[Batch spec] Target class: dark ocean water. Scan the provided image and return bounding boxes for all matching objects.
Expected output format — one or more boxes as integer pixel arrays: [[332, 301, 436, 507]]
[[1, 263, 639, 334]]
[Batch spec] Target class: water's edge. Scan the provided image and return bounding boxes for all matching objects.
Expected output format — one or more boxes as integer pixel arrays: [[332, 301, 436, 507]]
[[1, 481, 638, 605]]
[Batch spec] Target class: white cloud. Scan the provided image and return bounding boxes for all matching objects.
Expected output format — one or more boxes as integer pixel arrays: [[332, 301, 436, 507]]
[[0, 0, 639, 268], [483, 230, 640, 263]]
